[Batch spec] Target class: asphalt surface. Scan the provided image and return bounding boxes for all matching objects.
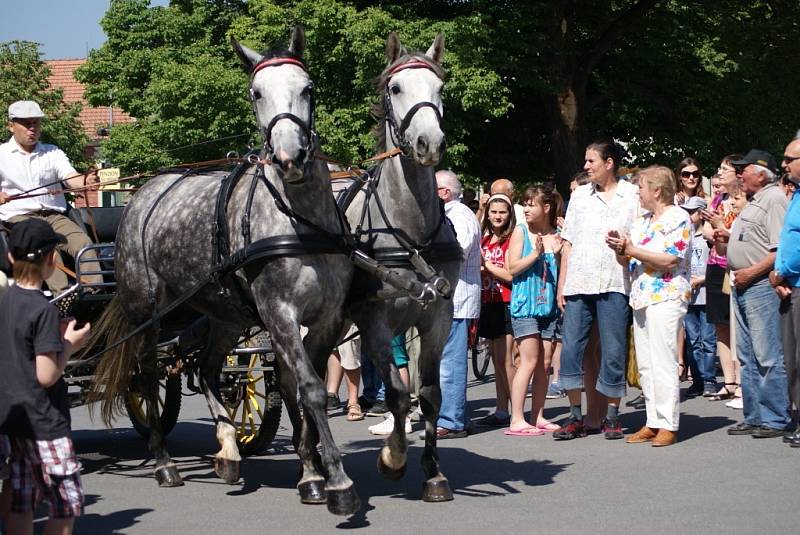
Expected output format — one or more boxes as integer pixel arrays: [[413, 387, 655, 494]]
[[23, 368, 800, 534]]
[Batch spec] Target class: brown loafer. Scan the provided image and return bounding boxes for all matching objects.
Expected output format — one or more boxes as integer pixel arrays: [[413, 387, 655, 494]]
[[652, 429, 677, 447], [626, 426, 657, 444]]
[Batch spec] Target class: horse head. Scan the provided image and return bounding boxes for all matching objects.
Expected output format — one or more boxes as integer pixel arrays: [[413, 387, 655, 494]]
[[379, 32, 446, 166], [232, 26, 315, 183]]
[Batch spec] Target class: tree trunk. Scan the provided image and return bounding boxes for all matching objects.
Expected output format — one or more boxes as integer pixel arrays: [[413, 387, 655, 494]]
[[545, 87, 584, 196]]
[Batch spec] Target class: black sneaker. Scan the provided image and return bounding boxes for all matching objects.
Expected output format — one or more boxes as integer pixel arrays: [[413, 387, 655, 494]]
[[326, 393, 341, 411], [553, 418, 587, 440], [602, 417, 624, 440], [473, 412, 511, 427], [727, 422, 757, 435], [751, 425, 788, 439], [366, 400, 389, 417], [357, 395, 374, 411], [685, 384, 705, 398]]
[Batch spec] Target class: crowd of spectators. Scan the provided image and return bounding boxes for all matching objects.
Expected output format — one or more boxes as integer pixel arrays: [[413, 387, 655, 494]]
[[327, 134, 800, 450]]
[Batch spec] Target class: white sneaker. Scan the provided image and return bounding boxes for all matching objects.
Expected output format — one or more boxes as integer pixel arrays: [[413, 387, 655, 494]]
[[726, 397, 743, 410], [368, 414, 412, 435]]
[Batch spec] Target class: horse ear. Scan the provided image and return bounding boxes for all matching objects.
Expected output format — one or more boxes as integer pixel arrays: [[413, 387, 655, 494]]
[[231, 37, 263, 73], [385, 32, 406, 64], [425, 33, 445, 64], [288, 25, 306, 58]]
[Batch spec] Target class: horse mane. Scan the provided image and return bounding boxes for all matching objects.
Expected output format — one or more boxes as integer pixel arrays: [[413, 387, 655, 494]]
[[258, 48, 301, 62], [370, 53, 446, 152]]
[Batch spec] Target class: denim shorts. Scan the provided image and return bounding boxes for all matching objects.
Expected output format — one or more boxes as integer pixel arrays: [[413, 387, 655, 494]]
[[511, 315, 557, 340]]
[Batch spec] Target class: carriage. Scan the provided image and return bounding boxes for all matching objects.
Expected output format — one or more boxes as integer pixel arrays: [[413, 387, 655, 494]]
[[0, 203, 283, 457]]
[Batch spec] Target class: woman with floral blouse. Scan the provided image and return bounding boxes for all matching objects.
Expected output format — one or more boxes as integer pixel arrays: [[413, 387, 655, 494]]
[[606, 166, 692, 447]]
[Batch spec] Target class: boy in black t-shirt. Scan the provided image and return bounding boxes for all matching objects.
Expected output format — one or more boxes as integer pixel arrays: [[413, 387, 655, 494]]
[[0, 219, 91, 535]]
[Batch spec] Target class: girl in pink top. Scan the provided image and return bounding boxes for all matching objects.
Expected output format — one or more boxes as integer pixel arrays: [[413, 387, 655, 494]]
[[473, 194, 516, 427]]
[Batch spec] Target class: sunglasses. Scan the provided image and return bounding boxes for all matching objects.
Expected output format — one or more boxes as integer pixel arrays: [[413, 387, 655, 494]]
[[681, 170, 701, 178], [783, 155, 800, 164]]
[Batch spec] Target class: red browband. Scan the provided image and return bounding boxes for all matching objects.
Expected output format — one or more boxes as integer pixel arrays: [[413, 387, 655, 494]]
[[387, 60, 436, 78], [251, 57, 308, 77]]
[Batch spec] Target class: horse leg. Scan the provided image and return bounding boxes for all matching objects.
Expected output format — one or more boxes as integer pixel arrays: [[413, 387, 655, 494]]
[[140, 331, 183, 487], [357, 321, 411, 480], [276, 358, 327, 504], [416, 321, 453, 502], [197, 323, 243, 484], [268, 316, 360, 516]]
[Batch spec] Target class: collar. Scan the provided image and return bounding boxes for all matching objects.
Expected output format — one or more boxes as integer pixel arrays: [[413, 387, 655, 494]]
[[589, 178, 625, 197], [8, 137, 40, 155], [751, 182, 778, 203]]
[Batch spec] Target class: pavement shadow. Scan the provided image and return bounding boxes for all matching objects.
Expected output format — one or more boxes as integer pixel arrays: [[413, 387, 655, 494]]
[[73, 422, 295, 481], [32, 494, 153, 535], [333, 438, 569, 529]]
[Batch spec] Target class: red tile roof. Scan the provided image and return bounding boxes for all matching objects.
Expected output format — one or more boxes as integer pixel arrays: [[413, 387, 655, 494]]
[[46, 59, 133, 139]]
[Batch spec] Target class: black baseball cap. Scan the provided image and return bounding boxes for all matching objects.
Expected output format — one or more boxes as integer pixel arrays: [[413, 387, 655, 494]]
[[731, 149, 778, 175], [8, 219, 66, 261]]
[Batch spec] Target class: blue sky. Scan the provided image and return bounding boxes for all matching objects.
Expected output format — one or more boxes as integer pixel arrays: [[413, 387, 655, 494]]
[[0, 0, 167, 59]]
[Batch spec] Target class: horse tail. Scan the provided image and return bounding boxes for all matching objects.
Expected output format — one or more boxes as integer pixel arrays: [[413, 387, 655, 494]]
[[86, 295, 143, 427]]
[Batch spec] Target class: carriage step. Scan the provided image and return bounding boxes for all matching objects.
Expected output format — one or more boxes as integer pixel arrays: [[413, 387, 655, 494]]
[[230, 347, 274, 357], [221, 365, 274, 373]]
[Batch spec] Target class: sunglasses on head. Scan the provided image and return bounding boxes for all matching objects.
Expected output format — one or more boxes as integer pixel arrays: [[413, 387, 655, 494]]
[[783, 155, 800, 164], [681, 170, 700, 178]]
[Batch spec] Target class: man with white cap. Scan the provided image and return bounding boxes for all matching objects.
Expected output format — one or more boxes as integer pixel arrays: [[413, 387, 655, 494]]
[[0, 100, 102, 293]]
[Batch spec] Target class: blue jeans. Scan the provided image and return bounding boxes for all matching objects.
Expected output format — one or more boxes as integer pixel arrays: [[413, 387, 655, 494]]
[[733, 279, 791, 429], [559, 293, 630, 399], [683, 305, 718, 387], [360, 350, 385, 402], [438, 318, 469, 431]]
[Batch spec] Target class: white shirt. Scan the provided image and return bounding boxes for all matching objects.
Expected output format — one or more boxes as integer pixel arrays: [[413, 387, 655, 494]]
[[513, 203, 525, 226], [561, 180, 640, 296], [0, 138, 76, 221], [445, 199, 481, 319]]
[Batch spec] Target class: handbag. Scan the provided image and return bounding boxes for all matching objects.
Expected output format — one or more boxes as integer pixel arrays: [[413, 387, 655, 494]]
[[510, 225, 557, 319]]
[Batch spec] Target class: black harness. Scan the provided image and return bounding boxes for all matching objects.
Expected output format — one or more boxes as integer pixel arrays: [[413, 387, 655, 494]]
[[86, 56, 461, 360]]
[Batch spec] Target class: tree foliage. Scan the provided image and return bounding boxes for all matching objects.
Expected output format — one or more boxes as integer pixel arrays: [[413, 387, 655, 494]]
[[76, 0, 800, 192], [0, 41, 90, 168]]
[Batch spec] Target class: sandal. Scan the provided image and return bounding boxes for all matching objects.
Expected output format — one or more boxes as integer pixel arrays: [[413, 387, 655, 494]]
[[346, 403, 364, 421], [710, 383, 738, 401]]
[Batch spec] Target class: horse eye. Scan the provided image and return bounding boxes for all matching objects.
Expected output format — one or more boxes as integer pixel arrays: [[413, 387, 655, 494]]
[[251, 89, 262, 101], [302, 84, 314, 96], [390, 85, 401, 95]]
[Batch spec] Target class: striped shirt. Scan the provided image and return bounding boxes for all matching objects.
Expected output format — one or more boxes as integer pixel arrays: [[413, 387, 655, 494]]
[[445, 200, 481, 319]]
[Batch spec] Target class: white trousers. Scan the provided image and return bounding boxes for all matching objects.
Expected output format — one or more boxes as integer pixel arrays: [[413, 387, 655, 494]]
[[633, 300, 687, 431]]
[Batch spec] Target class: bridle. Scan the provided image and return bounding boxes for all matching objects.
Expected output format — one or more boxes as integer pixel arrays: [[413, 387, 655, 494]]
[[383, 59, 444, 156], [248, 56, 316, 167]]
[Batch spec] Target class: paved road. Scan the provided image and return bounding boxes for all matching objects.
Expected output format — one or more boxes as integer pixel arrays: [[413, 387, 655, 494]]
[[44, 371, 800, 534]]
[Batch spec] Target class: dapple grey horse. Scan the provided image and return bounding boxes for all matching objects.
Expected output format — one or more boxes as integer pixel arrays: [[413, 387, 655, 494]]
[[344, 31, 462, 502], [88, 27, 361, 515], [288, 32, 461, 502]]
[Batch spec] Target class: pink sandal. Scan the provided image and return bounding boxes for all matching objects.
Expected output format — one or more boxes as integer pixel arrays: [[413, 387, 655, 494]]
[[536, 422, 561, 432], [504, 425, 545, 436]]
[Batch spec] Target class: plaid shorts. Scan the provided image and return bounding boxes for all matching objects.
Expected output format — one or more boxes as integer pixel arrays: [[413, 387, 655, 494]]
[[2, 434, 83, 518]]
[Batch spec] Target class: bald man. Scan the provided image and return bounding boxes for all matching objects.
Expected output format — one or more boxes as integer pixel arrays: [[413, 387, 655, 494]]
[[477, 178, 525, 225], [771, 137, 800, 447]]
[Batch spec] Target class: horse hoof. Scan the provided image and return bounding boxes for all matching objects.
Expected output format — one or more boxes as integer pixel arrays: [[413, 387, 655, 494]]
[[214, 458, 240, 484], [298, 480, 327, 504], [155, 465, 184, 487], [326, 485, 361, 516], [422, 477, 453, 502], [377, 455, 406, 481]]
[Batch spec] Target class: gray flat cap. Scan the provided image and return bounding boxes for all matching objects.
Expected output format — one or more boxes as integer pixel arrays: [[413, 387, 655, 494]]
[[8, 100, 45, 120]]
